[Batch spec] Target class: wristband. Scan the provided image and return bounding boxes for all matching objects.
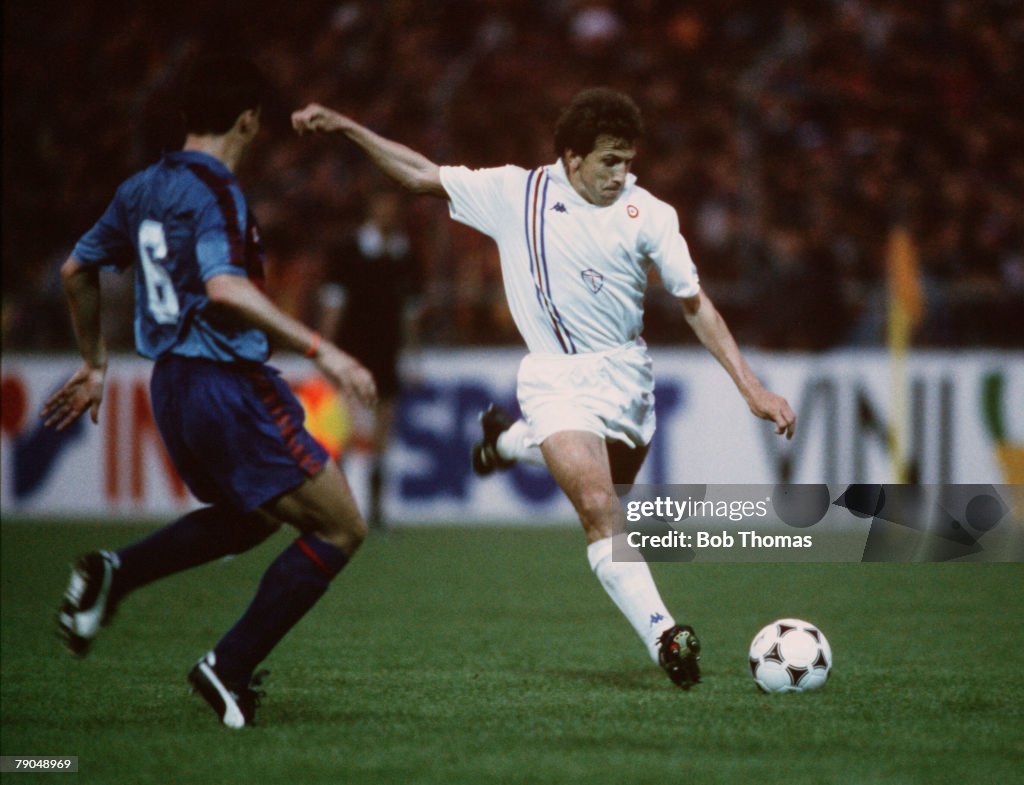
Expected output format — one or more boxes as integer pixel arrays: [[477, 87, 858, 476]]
[[304, 332, 322, 358]]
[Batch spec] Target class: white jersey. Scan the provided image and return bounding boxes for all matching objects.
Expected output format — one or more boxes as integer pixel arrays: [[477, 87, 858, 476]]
[[440, 160, 699, 355]]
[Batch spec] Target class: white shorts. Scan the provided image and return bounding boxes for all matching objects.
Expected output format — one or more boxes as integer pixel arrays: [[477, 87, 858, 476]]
[[516, 339, 656, 449]]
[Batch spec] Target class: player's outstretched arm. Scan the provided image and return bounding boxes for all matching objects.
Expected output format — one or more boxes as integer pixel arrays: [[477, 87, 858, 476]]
[[680, 290, 796, 439], [291, 103, 447, 197], [205, 273, 378, 408], [41, 256, 108, 430]]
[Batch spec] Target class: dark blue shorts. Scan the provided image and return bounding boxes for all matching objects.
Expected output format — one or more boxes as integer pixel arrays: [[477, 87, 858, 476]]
[[150, 355, 328, 510]]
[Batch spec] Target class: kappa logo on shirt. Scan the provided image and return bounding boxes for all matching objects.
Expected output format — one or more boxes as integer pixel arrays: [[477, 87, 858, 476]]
[[581, 269, 605, 294], [550, 202, 568, 213]]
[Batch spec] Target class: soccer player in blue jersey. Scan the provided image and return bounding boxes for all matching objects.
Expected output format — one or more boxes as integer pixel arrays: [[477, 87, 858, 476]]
[[43, 55, 377, 729]]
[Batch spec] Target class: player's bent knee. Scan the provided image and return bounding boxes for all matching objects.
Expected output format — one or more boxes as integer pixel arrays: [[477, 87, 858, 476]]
[[576, 486, 621, 528], [329, 512, 367, 547], [263, 462, 367, 554], [311, 513, 366, 555]]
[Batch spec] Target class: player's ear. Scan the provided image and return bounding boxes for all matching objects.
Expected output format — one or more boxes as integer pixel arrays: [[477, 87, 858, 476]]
[[564, 150, 583, 175], [236, 108, 261, 138]]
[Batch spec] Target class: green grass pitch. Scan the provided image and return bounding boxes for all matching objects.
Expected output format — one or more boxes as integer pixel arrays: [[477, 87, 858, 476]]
[[2, 520, 1021, 785]]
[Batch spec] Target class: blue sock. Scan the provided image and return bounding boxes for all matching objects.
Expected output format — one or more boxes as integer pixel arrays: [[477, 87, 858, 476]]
[[213, 535, 349, 685], [114, 506, 271, 598]]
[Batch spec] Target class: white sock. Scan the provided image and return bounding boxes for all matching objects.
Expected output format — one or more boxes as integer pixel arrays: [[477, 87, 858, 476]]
[[496, 419, 546, 467], [587, 535, 676, 663]]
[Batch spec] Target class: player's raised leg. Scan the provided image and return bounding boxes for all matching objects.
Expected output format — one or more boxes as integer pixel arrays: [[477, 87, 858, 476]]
[[540, 430, 701, 689], [471, 404, 545, 475], [57, 506, 279, 657]]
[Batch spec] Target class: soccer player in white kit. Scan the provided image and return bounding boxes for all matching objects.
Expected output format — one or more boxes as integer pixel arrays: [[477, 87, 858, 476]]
[[292, 88, 796, 690]]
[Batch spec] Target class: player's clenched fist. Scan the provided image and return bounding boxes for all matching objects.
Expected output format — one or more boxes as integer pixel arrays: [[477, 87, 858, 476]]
[[291, 103, 349, 135]]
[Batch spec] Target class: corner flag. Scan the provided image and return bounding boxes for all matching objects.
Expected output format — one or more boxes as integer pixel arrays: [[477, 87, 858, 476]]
[[886, 225, 924, 482]]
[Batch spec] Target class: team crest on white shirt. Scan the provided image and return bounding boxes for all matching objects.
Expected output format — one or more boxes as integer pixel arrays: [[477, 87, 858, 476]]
[[581, 268, 605, 294]]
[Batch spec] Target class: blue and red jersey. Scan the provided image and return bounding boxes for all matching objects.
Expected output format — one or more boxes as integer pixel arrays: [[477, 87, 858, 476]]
[[73, 150, 268, 362]]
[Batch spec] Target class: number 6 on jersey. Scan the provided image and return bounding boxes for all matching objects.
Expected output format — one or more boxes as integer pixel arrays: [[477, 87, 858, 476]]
[[138, 219, 180, 324]]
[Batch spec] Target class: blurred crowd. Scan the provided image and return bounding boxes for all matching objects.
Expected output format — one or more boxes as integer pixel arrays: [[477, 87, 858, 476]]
[[4, 0, 1022, 352]]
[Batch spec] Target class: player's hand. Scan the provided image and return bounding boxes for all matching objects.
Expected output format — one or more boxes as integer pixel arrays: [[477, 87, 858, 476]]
[[291, 103, 348, 135], [41, 363, 106, 430], [314, 343, 378, 409], [747, 388, 796, 440]]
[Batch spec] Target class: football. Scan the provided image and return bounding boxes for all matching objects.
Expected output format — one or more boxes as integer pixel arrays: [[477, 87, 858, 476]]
[[748, 618, 832, 693]]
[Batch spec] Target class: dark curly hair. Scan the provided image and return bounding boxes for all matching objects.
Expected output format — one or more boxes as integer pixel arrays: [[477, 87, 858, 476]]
[[182, 55, 267, 136], [553, 87, 644, 158]]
